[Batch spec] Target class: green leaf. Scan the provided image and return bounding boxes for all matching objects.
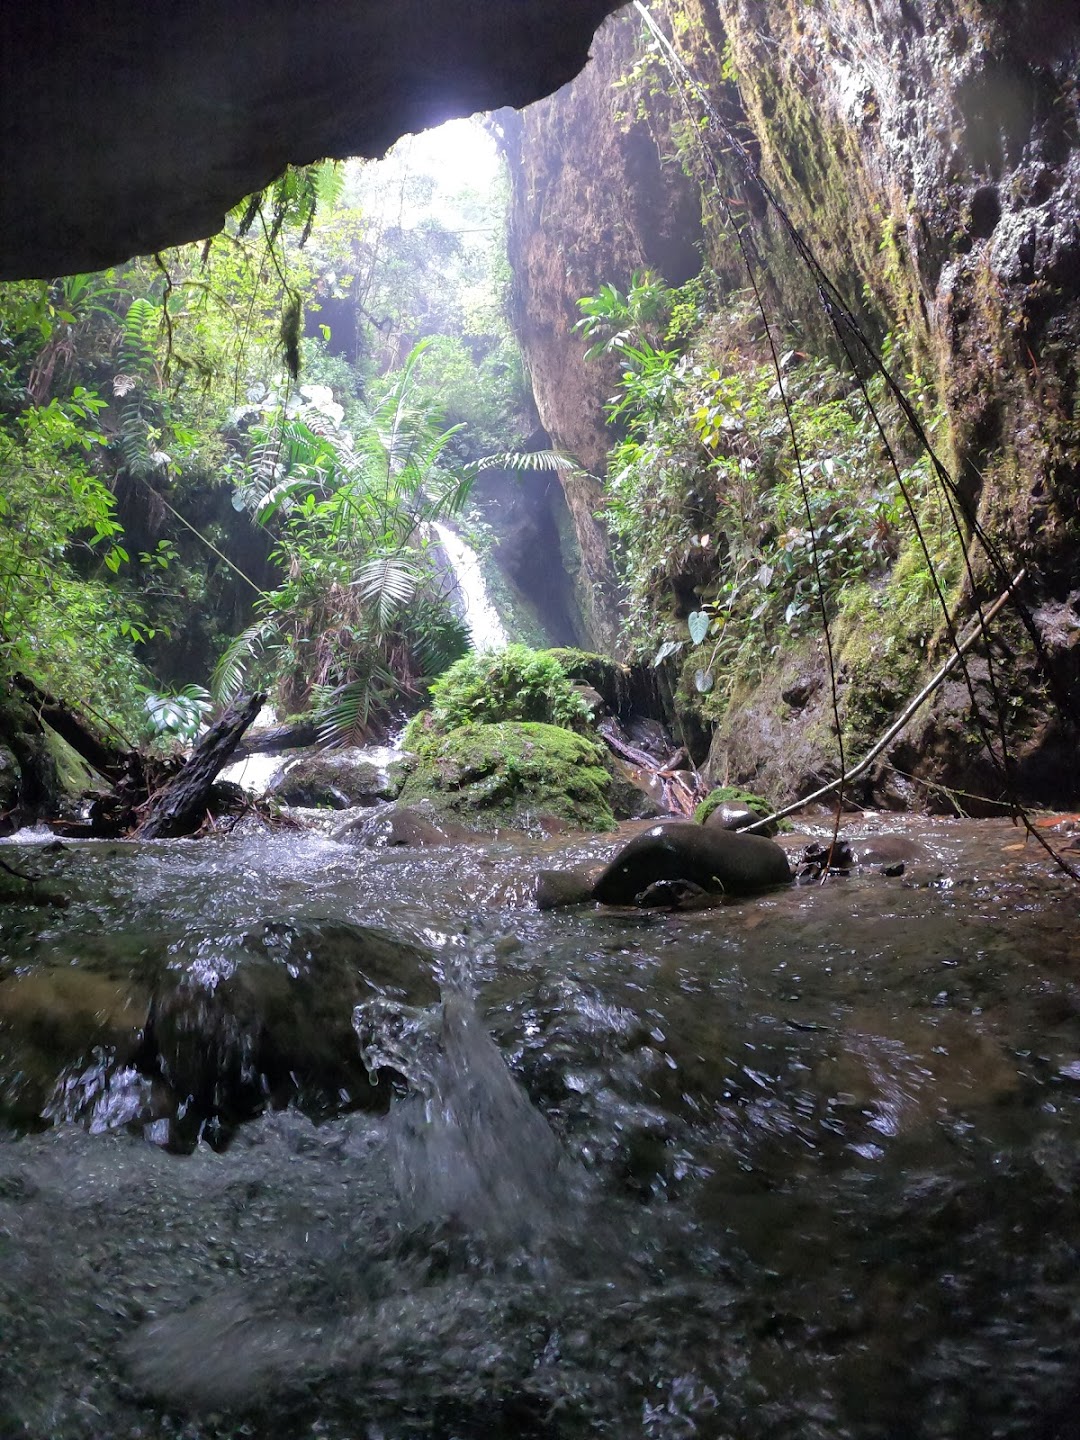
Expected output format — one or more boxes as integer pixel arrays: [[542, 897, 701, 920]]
[[688, 610, 710, 645], [695, 669, 715, 694]]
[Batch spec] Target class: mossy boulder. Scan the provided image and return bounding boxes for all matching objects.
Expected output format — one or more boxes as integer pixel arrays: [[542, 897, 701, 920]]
[[397, 721, 615, 832], [694, 786, 773, 827]]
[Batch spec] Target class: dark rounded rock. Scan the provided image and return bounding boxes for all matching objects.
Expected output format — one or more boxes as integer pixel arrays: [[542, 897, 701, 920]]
[[704, 802, 779, 837], [592, 822, 792, 906], [535, 867, 596, 910], [854, 834, 929, 867]]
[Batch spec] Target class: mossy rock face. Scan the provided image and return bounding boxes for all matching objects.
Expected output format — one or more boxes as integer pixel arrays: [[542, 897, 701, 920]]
[[397, 721, 616, 833]]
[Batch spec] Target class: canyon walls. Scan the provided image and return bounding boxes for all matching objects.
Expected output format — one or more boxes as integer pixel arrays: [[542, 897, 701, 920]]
[[503, 0, 1080, 803]]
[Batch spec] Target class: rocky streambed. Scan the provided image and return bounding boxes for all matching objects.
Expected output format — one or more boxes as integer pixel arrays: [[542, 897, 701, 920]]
[[2, 808, 1080, 1437]]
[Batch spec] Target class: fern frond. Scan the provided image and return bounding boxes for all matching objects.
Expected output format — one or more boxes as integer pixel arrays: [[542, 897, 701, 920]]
[[211, 618, 279, 706], [353, 554, 420, 633], [471, 448, 577, 475]]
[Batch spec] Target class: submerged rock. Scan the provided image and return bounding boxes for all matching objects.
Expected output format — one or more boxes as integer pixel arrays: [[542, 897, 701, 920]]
[[1, 918, 436, 1146], [333, 803, 470, 847], [269, 748, 406, 809], [592, 822, 792, 907]]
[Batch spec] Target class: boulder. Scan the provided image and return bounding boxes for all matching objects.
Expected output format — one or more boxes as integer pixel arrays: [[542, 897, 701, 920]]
[[397, 721, 615, 833], [333, 802, 470, 847], [592, 822, 792, 907], [0, 918, 436, 1146], [269, 748, 405, 808]]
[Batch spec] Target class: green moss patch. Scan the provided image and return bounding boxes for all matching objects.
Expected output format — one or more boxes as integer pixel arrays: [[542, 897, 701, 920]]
[[694, 786, 773, 825], [397, 721, 615, 832]]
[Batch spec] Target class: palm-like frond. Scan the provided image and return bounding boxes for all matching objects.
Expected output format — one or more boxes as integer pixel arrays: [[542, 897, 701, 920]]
[[312, 660, 398, 749], [471, 448, 577, 475], [352, 553, 420, 634], [211, 616, 279, 705]]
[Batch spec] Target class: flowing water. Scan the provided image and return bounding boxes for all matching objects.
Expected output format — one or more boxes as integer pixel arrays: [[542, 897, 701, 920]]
[[431, 522, 509, 652], [2, 814, 1080, 1438]]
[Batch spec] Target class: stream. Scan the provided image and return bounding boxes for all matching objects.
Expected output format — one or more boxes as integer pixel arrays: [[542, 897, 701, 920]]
[[2, 810, 1080, 1438]]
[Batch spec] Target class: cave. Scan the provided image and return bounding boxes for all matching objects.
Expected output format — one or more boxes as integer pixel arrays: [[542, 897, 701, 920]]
[[0, 0, 625, 280]]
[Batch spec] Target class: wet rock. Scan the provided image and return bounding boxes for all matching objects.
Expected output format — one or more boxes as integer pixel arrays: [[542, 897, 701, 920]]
[[592, 822, 792, 906], [606, 759, 666, 821], [144, 918, 437, 1150], [854, 834, 930, 873], [1, 918, 436, 1146], [704, 802, 779, 837], [695, 786, 776, 834], [268, 748, 405, 808], [535, 867, 596, 910], [333, 803, 469, 847], [0, 969, 150, 1130]]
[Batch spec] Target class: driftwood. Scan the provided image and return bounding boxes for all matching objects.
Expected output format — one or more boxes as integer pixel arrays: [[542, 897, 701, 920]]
[[137, 693, 265, 839], [597, 717, 701, 817], [229, 716, 321, 760]]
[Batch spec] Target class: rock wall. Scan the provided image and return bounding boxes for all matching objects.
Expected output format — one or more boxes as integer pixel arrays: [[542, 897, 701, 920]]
[[500, 11, 706, 650], [0, 0, 623, 279], [504, 0, 1080, 802]]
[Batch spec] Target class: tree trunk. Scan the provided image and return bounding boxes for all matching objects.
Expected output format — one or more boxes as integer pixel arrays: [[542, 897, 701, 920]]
[[229, 716, 321, 760], [136, 693, 264, 839]]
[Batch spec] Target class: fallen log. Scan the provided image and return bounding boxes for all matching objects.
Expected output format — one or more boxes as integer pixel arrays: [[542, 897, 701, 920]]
[[13, 673, 130, 782], [229, 716, 321, 760], [137, 693, 265, 839]]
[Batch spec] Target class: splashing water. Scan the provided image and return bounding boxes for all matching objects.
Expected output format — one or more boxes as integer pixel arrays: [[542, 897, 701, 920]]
[[356, 943, 576, 1261]]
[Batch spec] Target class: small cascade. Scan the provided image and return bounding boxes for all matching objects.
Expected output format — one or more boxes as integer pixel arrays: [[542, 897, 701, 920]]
[[432, 521, 509, 651]]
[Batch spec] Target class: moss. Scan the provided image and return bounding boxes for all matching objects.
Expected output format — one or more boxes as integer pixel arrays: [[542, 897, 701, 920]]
[[542, 647, 630, 711], [694, 786, 772, 824], [397, 721, 616, 832]]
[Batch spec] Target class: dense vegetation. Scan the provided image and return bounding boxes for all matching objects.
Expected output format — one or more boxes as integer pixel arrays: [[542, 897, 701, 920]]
[[0, 132, 534, 785], [577, 268, 962, 759]]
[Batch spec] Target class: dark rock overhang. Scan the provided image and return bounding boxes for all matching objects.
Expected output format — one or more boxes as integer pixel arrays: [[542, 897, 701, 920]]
[[0, 0, 625, 280]]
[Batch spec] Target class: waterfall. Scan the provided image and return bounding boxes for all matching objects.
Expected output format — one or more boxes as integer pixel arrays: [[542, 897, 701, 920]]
[[432, 522, 508, 652]]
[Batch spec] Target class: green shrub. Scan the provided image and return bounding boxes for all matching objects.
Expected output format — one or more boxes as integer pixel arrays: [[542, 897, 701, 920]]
[[404, 645, 590, 750]]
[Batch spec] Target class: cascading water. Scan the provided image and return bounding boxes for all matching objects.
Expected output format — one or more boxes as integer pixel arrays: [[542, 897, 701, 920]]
[[432, 520, 509, 651]]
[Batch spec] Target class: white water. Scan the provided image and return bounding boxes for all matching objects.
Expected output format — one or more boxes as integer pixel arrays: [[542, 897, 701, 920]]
[[432, 521, 508, 651]]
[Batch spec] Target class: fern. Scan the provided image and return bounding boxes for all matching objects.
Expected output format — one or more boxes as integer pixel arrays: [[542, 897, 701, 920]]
[[352, 554, 420, 634], [211, 617, 278, 706]]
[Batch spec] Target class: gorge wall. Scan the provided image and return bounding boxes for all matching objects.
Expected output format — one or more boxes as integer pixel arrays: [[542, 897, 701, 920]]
[[504, 0, 1080, 807]]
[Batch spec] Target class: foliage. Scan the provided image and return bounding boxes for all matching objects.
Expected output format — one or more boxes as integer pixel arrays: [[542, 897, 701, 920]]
[[212, 349, 483, 737], [579, 274, 956, 711], [405, 645, 592, 751], [397, 720, 615, 832], [140, 684, 213, 743]]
